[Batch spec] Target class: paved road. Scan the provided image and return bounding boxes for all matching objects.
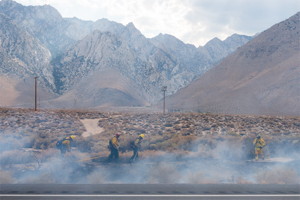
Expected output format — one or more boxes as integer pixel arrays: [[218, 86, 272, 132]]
[[1, 184, 299, 200], [1, 194, 300, 200]]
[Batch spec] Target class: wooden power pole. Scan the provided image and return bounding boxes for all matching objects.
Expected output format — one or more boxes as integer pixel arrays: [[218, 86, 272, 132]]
[[34, 77, 38, 111], [162, 86, 167, 114]]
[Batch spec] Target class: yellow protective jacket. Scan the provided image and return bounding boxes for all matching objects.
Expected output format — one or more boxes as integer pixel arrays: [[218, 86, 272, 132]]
[[110, 136, 119, 149], [253, 138, 266, 148], [134, 137, 142, 147], [62, 140, 71, 145], [62, 136, 73, 145]]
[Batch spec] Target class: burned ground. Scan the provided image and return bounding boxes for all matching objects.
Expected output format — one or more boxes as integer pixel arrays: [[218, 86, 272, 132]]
[[0, 108, 299, 184]]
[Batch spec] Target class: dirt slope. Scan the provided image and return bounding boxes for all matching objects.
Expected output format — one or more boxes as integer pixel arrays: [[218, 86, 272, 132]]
[[166, 12, 300, 116], [0, 75, 56, 108]]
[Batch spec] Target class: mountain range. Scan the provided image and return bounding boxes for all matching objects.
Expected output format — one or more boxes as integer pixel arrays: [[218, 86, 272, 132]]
[[0, 0, 252, 109], [166, 12, 300, 116]]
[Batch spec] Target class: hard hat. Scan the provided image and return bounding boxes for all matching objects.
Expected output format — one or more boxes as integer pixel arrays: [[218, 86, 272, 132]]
[[70, 135, 77, 139], [139, 134, 145, 138], [115, 133, 121, 137], [256, 134, 261, 138]]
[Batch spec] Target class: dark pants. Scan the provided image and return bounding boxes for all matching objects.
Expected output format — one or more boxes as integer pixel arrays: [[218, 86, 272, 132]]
[[60, 144, 70, 154], [108, 147, 119, 161], [130, 146, 139, 162]]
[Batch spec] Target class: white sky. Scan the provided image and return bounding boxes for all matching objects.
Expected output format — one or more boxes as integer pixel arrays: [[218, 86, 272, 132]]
[[14, 0, 300, 46]]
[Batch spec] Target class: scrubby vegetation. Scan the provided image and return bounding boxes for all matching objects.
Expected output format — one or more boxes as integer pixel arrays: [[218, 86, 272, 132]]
[[0, 108, 300, 153], [1, 108, 300, 156], [0, 108, 300, 184]]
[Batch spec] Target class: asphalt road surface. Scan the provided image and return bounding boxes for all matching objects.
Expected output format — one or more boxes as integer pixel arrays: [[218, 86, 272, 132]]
[[1, 184, 299, 200]]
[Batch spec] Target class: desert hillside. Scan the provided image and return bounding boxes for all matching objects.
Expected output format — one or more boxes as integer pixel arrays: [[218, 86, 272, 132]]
[[166, 12, 300, 116], [0, 75, 56, 107]]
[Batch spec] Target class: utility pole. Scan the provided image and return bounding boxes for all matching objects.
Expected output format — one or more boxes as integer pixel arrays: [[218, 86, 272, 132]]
[[34, 77, 38, 111], [162, 86, 167, 114]]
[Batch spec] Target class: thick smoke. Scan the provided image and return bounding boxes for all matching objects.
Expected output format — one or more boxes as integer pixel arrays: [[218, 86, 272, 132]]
[[0, 112, 299, 185], [1, 136, 299, 184]]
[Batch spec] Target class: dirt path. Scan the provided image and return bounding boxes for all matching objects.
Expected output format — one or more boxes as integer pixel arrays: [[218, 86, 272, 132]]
[[80, 119, 104, 138]]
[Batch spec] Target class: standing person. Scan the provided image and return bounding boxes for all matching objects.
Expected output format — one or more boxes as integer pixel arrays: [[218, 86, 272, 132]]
[[107, 133, 121, 162], [253, 134, 266, 160], [56, 135, 77, 155], [130, 134, 145, 163]]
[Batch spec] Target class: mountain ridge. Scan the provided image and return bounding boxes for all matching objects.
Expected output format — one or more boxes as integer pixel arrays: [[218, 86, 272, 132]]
[[0, 0, 253, 109], [166, 12, 300, 116]]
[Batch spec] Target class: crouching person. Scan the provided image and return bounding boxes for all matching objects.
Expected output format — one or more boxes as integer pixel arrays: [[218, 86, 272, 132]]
[[107, 133, 121, 162], [56, 135, 77, 155]]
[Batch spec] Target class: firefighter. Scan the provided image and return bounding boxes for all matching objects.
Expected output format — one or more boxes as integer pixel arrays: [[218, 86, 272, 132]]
[[130, 134, 145, 163], [253, 134, 266, 160], [107, 133, 121, 162], [56, 135, 77, 154]]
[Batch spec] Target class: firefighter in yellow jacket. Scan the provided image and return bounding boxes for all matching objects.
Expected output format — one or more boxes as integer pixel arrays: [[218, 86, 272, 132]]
[[107, 133, 121, 162], [130, 134, 145, 163], [253, 134, 266, 160], [56, 135, 77, 154]]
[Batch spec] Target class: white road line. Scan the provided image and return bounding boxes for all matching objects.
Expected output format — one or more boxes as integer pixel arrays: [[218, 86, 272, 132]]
[[0, 194, 299, 197]]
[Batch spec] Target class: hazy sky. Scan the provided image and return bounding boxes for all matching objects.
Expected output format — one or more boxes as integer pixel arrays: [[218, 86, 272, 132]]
[[14, 0, 300, 46]]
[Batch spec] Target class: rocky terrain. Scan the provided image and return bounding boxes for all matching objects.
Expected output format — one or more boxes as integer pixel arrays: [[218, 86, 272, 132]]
[[0, 0, 252, 108], [1, 108, 299, 154], [0, 108, 299, 184]]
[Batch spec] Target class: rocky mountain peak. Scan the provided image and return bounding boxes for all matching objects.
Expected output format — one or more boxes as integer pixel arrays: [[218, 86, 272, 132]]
[[225, 33, 251, 42], [204, 37, 223, 46], [0, 0, 254, 109], [153, 33, 188, 47], [0, 0, 23, 16], [0, 0, 62, 20], [126, 22, 136, 28], [223, 34, 252, 52], [94, 18, 121, 28], [124, 22, 143, 37], [0, 0, 19, 7], [28, 4, 62, 20], [91, 18, 125, 37], [0, 0, 70, 57], [203, 34, 253, 62]]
